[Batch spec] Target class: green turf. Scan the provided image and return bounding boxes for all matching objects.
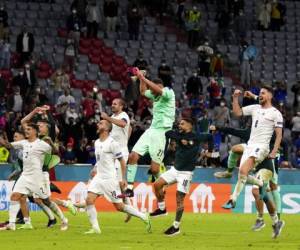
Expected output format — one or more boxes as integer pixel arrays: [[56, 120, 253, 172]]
[[0, 212, 299, 250]]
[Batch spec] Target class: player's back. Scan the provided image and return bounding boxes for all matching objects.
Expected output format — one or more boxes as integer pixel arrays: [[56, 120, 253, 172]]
[[94, 136, 122, 180]]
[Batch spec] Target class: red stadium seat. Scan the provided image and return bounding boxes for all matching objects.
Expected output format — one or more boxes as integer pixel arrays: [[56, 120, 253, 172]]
[[79, 46, 90, 55], [92, 39, 104, 49], [57, 28, 68, 38], [80, 38, 92, 48]]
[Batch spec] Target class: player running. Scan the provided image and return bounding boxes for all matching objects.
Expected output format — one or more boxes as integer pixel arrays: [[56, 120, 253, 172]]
[[121, 67, 175, 198], [150, 118, 214, 236], [0, 123, 52, 231], [84, 119, 151, 234], [222, 86, 283, 210]]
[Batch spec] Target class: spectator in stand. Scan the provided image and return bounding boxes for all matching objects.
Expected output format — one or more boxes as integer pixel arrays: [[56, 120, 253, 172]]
[[228, 0, 244, 17], [186, 6, 201, 48], [158, 59, 172, 88], [16, 26, 35, 66], [273, 81, 287, 104], [7, 86, 23, 113], [176, 0, 185, 28], [81, 91, 98, 119], [70, 0, 87, 28], [86, 145, 96, 165], [197, 109, 210, 133], [65, 103, 79, 125], [86, 0, 101, 38], [103, 0, 119, 33], [291, 112, 300, 141], [63, 142, 77, 164], [63, 37, 77, 72], [257, 0, 272, 30], [12, 68, 29, 97], [292, 148, 300, 169], [35, 86, 49, 107], [234, 10, 248, 42], [75, 137, 89, 163], [207, 77, 221, 108], [270, 0, 285, 31], [240, 42, 251, 86], [215, 7, 231, 43], [210, 52, 224, 77], [291, 80, 300, 109], [127, 3, 142, 40], [212, 99, 230, 127], [0, 38, 11, 69], [186, 70, 203, 96], [197, 41, 214, 77], [0, 4, 8, 41], [23, 62, 37, 95], [56, 88, 75, 115], [66, 9, 82, 49], [0, 72, 6, 96], [133, 50, 148, 70], [51, 67, 70, 101]]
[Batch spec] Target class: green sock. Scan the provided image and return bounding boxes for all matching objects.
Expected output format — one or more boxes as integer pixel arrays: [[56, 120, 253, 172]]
[[227, 151, 240, 173], [127, 164, 137, 185], [272, 190, 282, 214]]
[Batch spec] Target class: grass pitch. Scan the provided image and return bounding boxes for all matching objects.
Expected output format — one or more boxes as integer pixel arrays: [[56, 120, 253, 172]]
[[0, 212, 299, 250]]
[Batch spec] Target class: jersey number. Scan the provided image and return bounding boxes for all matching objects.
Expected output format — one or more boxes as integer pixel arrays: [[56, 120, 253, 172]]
[[182, 180, 189, 187], [157, 150, 164, 158], [254, 120, 258, 128]]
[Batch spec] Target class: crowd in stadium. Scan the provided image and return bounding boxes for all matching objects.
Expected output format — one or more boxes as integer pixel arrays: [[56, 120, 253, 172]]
[[0, 0, 299, 170]]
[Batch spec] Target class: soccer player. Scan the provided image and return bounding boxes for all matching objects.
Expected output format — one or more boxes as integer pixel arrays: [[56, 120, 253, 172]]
[[84, 119, 151, 234], [101, 98, 132, 221], [0, 123, 52, 231], [222, 86, 283, 210], [210, 125, 285, 237], [150, 118, 214, 236], [21, 107, 71, 229], [122, 67, 176, 197]]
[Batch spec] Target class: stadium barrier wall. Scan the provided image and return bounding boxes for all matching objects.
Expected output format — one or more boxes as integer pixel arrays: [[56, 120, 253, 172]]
[[0, 165, 299, 214]]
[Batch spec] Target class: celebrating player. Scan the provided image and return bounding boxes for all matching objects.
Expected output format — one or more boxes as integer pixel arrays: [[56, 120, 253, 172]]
[[150, 118, 214, 236], [0, 123, 52, 231], [222, 86, 283, 209], [210, 124, 285, 237], [84, 119, 151, 234], [121, 67, 176, 198], [101, 98, 132, 221]]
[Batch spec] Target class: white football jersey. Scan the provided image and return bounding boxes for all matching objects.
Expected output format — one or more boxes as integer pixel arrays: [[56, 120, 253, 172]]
[[110, 111, 130, 149], [94, 136, 123, 179], [11, 139, 51, 177], [242, 104, 283, 146]]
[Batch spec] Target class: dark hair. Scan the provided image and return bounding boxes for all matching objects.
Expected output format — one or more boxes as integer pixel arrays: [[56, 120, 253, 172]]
[[26, 122, 39, 132], [114, 98, 126, 109], [153, 78, 164, 86], [261, 84, 273, 95], [181, 117, 194, 126]]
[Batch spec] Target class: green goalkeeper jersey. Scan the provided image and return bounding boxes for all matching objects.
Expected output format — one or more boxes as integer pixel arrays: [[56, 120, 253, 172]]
[[144, 87, 175, 130]]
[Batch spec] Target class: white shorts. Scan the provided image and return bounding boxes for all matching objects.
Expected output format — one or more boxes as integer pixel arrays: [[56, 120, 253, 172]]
[[240, 144, 269, 168], [42, 172, 51, 197], [115, 148, 129, 182], [13, 174, 48, 199], [88, 176, 122, 203], [160, 167, 193, 194]]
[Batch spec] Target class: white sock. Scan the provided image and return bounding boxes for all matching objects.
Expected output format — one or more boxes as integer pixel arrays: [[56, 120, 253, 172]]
[[271, 214, 279, 225], [231, 175, 247, 201], [257, 213, 263, 220], [9, 201, 20, 224], [39, 203, 55, 220], [61, 200, 68, 208], [74, 201, 87, 209], [158, 201, 166, 211], [123, 205, 147, 221], [49, 201, 66, 221], [247, 175, 263, 186], [86, 205, 100, 231], [24, 217, 31, 224], [173, 221, 180, 229]]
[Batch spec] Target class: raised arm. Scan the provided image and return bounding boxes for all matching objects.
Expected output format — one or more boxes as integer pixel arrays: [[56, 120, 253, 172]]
[[101, 112, 127, 128], [232, 89, 243, 117], [21, 106, 47, 126], [135, 68, 163, 96]]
